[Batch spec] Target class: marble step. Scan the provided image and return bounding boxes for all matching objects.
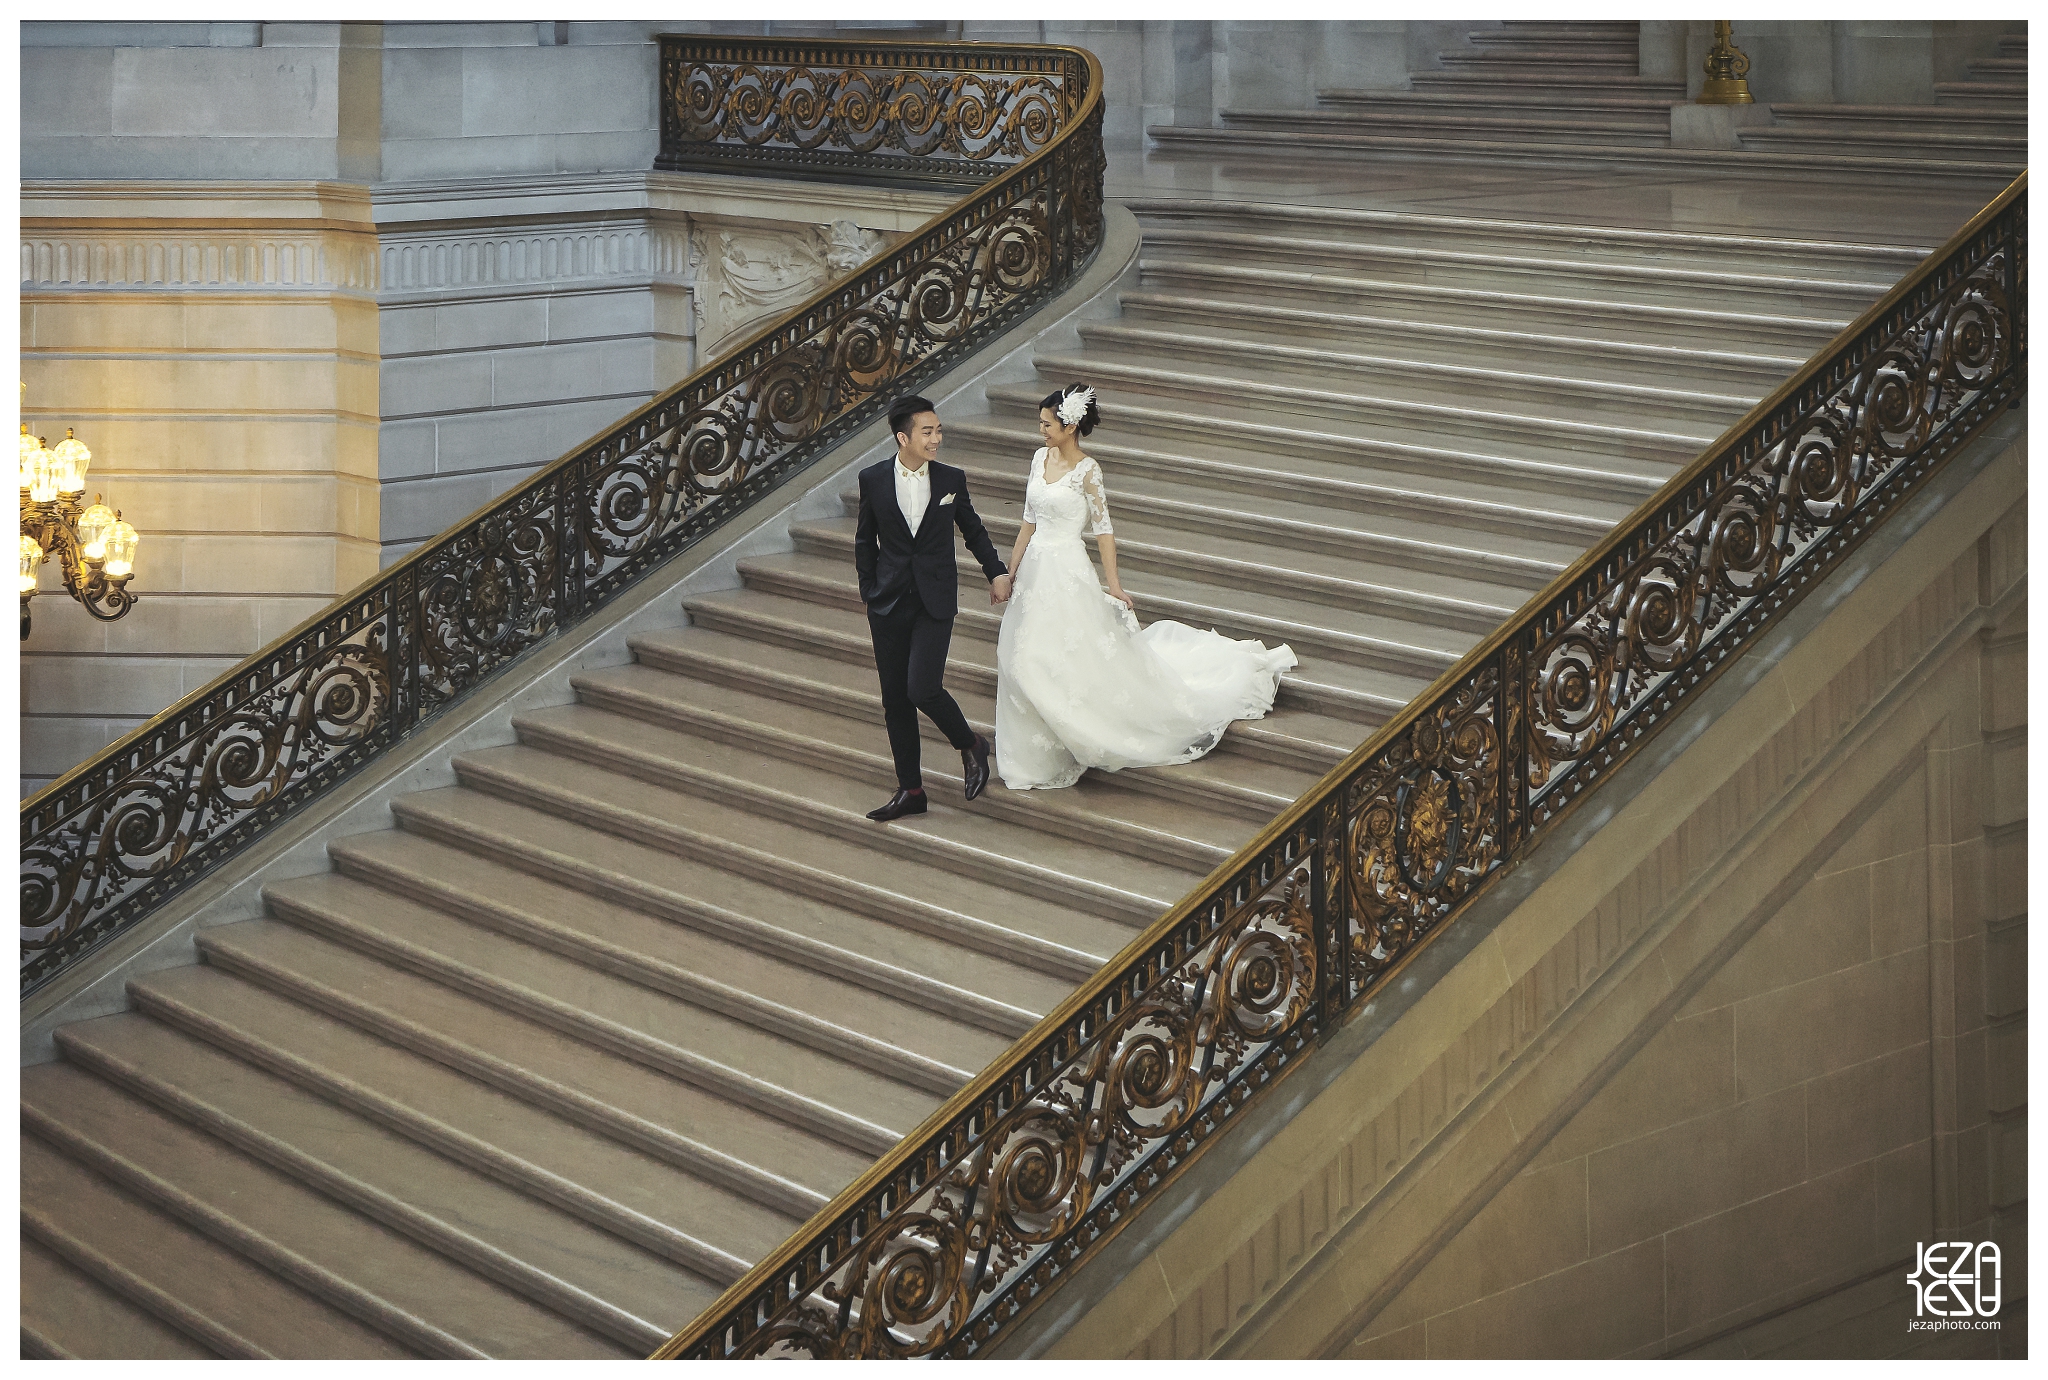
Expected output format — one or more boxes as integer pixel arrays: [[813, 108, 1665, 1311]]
[[259, 847, 890, 1204], [623, 622, 1363, 777], [294, 831, 1013, 1093], [420, 733, 1150, 957], [22, 1056, 630, 1357], [1965, 55, 2026, 79], [805, 502, 1526, 638], [1021, 349, 1711, 476], [1120, 197, 1928, 283], [1131, 258, 1850, 356], [1465, 25, 1640, 54], [1765, 102, 2026, 134], [938, 412, 1631, 549], [21, 1134, 411, 1359], [1408, 71, 1684, 97], [1127, 224, 1915, 310], [20, 1231, 216, 1359], [1112, 289, 1804, 393], [1318, 87, 1681, 119], [736, 542, 1466, 687], [126, 960, 777, 1308], [1220, 106, 1670, 146], [571, 657, 1269, 860], [1143, 123, 2023, 183], [1434, 48, 1641, 72], [1994, 33, 2026, 55], [500, 698, 1217, 916], [330, 812, 1065, 1040], [1738, 126, 2027, 162], [54, 1000, 705, 1354], [979, 380, 1670, 509], [1933, 82, 2026, 107], [679, 583, 1416, 760], [1070, 319, 1757, 431], [249, 866, 942, 1155]]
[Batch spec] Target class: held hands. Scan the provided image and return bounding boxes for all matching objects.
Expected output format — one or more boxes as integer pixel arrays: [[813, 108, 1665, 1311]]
[[990, 573, 1014, 605]]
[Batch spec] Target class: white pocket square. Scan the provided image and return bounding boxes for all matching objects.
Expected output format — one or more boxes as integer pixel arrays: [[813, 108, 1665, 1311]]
[[939, 492, 957, 505]]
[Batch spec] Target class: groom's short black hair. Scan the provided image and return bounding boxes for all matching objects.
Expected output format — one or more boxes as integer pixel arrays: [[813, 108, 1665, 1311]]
[[889, 394, 937, 445]]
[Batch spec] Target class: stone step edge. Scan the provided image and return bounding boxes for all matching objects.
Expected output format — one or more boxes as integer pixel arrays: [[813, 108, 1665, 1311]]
[[886, 446, 1581, 581], [1143, 123, 2024, 180], [21, 1100, 484, 1359], [54, 1016, 670, 1354], [679, 591, 1404, 737], [796, 515, 1517, 637], [478, 719, 1183, 926], [616, 634, 1353, 776], [1073, 319, 1757, 418], [1024, 350, 1709, 463], [1131, 225, 1902, 299], [1112, 288, 1808, 376], [734, 555, 1458, 689], [19, 1203, 266, 1358], [1129, 258, 1852, 342], [568, 671, 1238, 873], [126, 970, 756, 1294], [243, 868, 846, 1221], [286, 851, 980, 1096], [391, 778, 1110, 982], [240, 888, 909, 1160]]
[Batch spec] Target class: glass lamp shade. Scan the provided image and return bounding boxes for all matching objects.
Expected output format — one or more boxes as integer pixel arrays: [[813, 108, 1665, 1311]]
[[19, 533, 44, 595], [26, 435, 58, 503], [18, 425, 43, 491], [103, 518, 139, 579], [76, 502, 117, 562], [49, 429, 91, 496]]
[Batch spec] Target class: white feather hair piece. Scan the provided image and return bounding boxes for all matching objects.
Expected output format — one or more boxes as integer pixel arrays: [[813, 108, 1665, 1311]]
[[1055, 385, 1096, 428]]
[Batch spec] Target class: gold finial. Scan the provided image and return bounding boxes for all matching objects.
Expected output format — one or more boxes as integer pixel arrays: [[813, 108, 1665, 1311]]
[[1698, 21, 1755, 105]]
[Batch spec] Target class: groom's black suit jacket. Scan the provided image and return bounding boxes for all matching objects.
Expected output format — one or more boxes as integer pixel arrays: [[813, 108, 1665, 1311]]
[[854, 458, 1007, 620]]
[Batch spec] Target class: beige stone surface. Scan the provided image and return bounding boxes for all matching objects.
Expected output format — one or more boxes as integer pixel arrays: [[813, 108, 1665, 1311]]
[[1042, 432, 2025, 1359]]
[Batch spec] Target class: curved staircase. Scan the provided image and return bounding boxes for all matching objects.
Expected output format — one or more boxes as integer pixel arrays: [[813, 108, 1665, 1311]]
[[21, 197, 1937, 1357]]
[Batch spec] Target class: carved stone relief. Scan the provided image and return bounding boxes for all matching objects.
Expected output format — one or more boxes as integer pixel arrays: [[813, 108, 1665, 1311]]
[[690, 217, 891, 361]]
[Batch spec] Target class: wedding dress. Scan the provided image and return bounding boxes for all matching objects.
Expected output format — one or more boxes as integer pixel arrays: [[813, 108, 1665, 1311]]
[[994, 448, 1297, 791]]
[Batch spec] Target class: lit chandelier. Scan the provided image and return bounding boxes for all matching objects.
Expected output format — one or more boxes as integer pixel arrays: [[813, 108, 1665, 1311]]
[[19, 414, 141, 640]]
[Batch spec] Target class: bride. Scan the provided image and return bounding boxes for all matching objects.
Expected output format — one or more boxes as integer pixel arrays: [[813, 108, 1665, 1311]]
[[993, 383, 1297, 791]]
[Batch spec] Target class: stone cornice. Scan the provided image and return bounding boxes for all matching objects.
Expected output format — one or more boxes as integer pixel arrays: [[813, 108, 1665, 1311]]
[[22, 170, 956, 235]]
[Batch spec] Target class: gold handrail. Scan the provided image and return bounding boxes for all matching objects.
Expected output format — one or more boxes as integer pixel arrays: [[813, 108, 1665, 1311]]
[[21, 37, 1107, 993], [657, 170, 2025, 1358]]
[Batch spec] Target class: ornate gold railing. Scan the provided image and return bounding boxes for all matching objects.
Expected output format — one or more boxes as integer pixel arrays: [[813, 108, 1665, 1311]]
[[657, 174, 2025, 1358], [19, 36, 1105, 995]]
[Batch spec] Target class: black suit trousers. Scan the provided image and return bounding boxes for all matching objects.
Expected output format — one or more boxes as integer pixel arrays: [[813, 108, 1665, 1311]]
[[868, 592, 976, 790]]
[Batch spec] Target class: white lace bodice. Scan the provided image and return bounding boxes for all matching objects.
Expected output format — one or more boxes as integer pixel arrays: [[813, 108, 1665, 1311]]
[[1022, 448, 1112, 539]]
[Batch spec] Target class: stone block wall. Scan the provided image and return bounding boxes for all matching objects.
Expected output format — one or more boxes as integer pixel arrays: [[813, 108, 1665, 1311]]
[[19, 183, 383, 794], [17, 21, 950, 793]]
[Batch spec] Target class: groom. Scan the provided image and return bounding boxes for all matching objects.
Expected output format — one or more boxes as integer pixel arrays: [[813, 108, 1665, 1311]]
[[854, 394, 1013, 822]]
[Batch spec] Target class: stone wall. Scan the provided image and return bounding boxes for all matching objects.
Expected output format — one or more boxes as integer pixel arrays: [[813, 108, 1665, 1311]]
[[1641, 20, 2015, 106], [17, 20, 949, 794], [1019, 418, 2026, 1359]]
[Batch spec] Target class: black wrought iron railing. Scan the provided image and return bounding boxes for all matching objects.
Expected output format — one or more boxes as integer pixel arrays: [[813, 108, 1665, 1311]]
[[19, 37, 1106, 996], [656, 175, 2026, 1359]]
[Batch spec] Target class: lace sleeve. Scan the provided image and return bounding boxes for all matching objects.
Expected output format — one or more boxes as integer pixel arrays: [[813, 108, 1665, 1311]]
[[1080, 458, 1113, 537], [1021, 448, 1043, 526]]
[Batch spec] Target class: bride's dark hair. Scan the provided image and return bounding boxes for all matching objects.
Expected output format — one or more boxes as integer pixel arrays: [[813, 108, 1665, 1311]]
[[1039, 383, 1100, 438]]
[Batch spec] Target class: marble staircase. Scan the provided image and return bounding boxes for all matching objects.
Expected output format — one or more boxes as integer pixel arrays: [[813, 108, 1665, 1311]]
[[20, 197, 1933, 1358], [1151, 21, 2027, 181]]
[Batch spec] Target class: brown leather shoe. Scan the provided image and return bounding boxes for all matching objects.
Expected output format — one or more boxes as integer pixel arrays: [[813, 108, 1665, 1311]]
[[866, 788, 928, 822], [962, 734, 992, 802]]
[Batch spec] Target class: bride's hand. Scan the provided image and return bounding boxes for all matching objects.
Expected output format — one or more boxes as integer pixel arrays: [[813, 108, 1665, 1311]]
[[1109, 585, 1134, 611]]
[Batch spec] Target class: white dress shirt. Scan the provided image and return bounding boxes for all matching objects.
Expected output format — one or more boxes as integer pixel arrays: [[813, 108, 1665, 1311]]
[[895, 458, 932, 534]]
